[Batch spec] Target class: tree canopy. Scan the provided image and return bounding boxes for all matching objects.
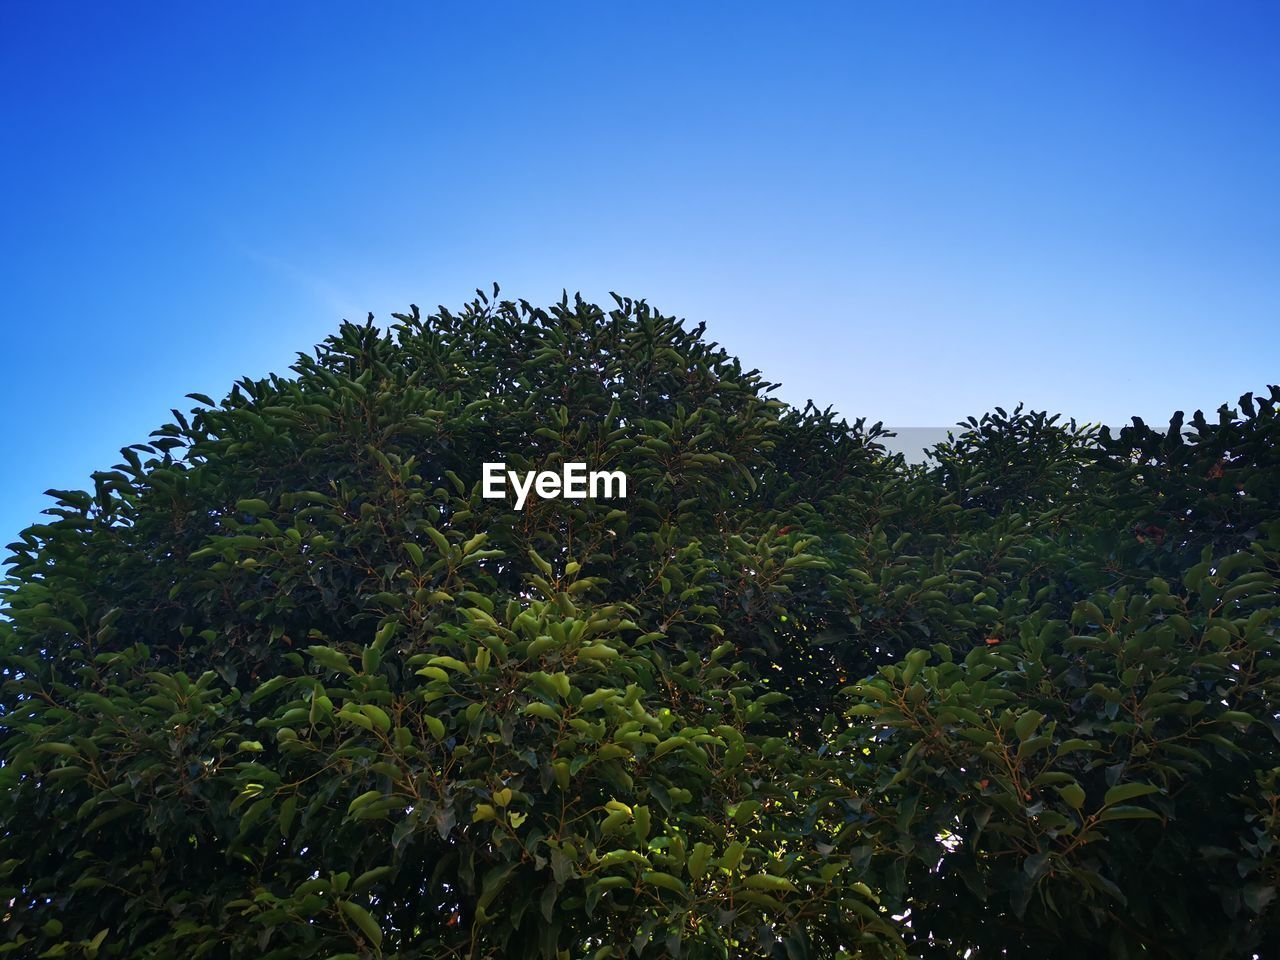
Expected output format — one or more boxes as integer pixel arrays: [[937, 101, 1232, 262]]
[[3, 290, 1279, 959]]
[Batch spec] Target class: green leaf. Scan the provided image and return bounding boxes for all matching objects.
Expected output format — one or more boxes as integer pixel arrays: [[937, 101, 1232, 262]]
[[744, 874, 798, 893], [307, 645, 354, 675], [633, 804, 651, 844], [731, 799, 762, 823], [352, 866, 393, 893], [339, 900, 382, 948], [1057, 783, 1086, 810], [36, 742, 80, 759], [426, 527, 450, 557], [688, 842, 713, 880], [721, 841, 746, 871], [1103, 783, 1160, 807], [347, 790, 383, 816], [1219, 710, 1254, 727], [278, 794, 298, 838], [521, 702, 561, 721], [86, 929, 108, 957], [477, 863, 517, 919], [641, 870, 686, 894], [1014, 710, 1043, 740], [358, 704, 390, 733], [1098, 805, 1163, 822]]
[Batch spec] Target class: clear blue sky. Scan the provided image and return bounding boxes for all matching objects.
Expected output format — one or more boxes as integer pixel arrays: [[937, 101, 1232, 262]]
[[2, 2, 1277, 548]]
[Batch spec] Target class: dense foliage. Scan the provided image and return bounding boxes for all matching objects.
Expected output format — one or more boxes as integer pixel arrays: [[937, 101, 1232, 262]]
[[2, 290, 1278, 959]]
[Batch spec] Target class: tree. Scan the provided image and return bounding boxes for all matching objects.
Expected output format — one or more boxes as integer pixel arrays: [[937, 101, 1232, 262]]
[[841, 389, 1280, 957], [0, 291, 898, 959], [3, 289, 1278, 958]]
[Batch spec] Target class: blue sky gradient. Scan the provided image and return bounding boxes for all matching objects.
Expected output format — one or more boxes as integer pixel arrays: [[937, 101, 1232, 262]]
[[2, 1, 1278, 547]]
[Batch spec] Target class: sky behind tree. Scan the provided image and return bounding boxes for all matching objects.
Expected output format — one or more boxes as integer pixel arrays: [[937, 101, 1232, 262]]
[[2, 1, 1277, 547]]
